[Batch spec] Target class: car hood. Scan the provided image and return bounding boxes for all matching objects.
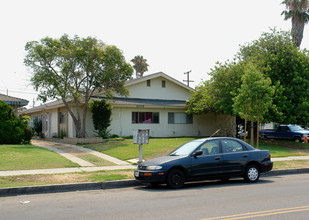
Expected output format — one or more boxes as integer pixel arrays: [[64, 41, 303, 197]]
[[296, 130, 309, 134], [142, 155, 186, 166]]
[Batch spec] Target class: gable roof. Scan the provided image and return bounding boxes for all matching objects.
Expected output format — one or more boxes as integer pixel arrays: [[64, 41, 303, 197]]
[[125, 72, 195, 92], [0, 93, 29, 107]]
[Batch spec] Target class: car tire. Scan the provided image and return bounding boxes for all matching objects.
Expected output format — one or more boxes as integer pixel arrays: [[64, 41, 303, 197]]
[[166, 169, 185, 189], [244, 164, 260, 183]]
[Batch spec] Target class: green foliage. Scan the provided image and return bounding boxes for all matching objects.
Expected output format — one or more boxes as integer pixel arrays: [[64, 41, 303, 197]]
[[0, 101, 30, 144], [239, 29, 309, 125], [24, 34, 133, 138], [32, 117, 42, 135], [187, 29, 309, 126], [233, 62, 275, 122], [89, 100, 112, 139], [187, 61, 244, 115]]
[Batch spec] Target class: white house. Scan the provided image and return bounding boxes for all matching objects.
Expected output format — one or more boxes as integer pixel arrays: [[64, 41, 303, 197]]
[[22, 72, 236, 138]]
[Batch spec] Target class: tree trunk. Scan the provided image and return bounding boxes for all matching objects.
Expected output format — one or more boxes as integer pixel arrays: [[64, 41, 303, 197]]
[[256, 100, 261, 149], [250, 120, 254, 146], [292, 16, 305, 47], [244, 102, 248, 142]]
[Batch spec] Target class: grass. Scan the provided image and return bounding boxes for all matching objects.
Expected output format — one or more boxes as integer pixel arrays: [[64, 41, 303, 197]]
[[81, 137, 198, 161], [0, 144, 79, 171], [1, 138, 309, 188], [0, 170, 134, 188], [82, 138, 309, 160]]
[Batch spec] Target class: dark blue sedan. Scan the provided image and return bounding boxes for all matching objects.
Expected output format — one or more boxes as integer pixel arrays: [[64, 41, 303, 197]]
[[134, 137, 273, 188]]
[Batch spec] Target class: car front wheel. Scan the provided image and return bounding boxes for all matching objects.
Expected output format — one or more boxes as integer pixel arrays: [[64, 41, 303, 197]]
[[166, 169, 185, 189], [244, 164, 260, 183]]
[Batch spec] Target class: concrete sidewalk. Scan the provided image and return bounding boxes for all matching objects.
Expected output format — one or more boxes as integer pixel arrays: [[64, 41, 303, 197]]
[[32, 140, 130, 166]]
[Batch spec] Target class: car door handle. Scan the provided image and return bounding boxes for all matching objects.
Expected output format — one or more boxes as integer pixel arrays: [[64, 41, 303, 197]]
[[243, 154, 248, 158], [215, 157, 220, 160]]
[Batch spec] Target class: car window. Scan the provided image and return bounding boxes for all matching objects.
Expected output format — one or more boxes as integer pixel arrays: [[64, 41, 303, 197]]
[[199, 140, 220, 155], [222, 140, 244, 153]]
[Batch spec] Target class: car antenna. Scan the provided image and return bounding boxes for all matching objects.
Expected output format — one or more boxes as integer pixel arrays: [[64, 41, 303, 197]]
[[210, 129, 220, 137]]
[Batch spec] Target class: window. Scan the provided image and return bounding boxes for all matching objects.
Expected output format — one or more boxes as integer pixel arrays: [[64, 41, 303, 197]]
[[162, 80, 166, 88], [59, 111, 66, 124], [168, 113, 193, 124], [147, 80, 151, 87], [132, 112, 159, 124], [199, 141, 220, 155], [221, 140, 244, 153]]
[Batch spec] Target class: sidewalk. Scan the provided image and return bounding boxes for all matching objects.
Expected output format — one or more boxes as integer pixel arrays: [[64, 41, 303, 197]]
[[0, 140, 136, 177]]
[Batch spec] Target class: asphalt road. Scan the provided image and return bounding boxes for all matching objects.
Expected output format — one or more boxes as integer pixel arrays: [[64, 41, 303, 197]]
[[1, 174, 309, 220]]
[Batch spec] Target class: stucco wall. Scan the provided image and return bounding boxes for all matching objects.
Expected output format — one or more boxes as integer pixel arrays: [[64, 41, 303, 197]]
[[108, 107, 236, 137], [127, 77, 191, 100]]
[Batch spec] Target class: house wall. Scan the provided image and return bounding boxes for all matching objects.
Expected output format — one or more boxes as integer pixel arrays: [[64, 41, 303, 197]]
[[109, 107, 236, 137], [126, 76, 191, 100]]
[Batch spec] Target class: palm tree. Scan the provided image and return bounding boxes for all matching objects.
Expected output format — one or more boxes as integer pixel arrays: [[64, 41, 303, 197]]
[[131, 55, 149, 78], [281, 0, 309, 47]]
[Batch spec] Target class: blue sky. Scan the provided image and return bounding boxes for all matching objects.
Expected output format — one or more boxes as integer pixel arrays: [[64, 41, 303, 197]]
[[0, 0, 306, 108]]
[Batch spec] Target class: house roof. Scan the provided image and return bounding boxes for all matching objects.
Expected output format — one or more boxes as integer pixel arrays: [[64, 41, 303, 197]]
[[93, 97, 186, 108], [21, 72, 191, 114], [0, 93, 29, 107], [125, 72, 195, 92]]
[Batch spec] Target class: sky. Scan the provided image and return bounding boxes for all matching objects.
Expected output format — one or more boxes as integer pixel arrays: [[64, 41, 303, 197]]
[[1, 0, 308, 108]]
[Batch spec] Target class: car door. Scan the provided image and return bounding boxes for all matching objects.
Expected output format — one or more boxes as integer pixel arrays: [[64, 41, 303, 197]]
[[190, 140, 224, 179], [279, 126, 292, 140], [221, 139, 250, 175]]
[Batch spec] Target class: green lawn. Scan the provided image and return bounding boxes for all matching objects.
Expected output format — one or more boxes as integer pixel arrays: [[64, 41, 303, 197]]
[[0, 144, 79, 171], [82, 138, 198, 161], [82, 138, 309, 161]]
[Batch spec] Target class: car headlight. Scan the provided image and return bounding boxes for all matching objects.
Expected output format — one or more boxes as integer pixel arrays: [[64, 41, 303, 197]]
[[146, 166, 163, 170]]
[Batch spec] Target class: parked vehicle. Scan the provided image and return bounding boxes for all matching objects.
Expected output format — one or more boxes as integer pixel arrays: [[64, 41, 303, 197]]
[[260, 125, 309, 142], [134, 137, 273, 189]]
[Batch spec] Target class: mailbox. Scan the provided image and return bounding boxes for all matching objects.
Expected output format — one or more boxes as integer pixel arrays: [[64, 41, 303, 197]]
[[133, 129, 149, 144]]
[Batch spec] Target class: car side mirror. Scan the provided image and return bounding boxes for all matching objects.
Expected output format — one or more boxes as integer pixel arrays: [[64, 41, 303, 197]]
[[193, 150, 203, 158]]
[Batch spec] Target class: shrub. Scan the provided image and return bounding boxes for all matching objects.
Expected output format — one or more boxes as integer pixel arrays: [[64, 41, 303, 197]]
[[0, 101, 30, 144], [89, 100, 112, 139]]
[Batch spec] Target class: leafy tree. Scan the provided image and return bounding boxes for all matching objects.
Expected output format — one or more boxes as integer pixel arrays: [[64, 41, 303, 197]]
[[25, 35, 133, 138], [131, 55, 149, 78], [89, 100, 112, 139], [0, 101, 29, 144], [187, 61, 244, 115], [187, 29, 309, 132], [233, 63, 275, 148], [239, 29, 309, 125], [281, 0, 309, 47]]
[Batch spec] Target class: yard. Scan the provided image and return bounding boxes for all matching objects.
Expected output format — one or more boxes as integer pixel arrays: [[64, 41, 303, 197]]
[[1, 138, 309, 188]]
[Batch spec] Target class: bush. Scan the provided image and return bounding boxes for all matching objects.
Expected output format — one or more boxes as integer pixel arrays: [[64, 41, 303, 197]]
[[0, 101, 31, 144], [89, 100, 112, 139]]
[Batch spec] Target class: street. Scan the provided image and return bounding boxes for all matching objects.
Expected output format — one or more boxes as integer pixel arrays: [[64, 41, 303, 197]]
[[1, 174, 309, 220]]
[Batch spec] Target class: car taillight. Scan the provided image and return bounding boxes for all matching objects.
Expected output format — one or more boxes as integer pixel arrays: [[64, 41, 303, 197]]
[[269, 153, 271, 159]]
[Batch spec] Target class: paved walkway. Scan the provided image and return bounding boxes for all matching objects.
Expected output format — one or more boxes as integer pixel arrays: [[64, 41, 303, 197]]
[[0, 139, 309, 177], [0, 140, 135, 177]]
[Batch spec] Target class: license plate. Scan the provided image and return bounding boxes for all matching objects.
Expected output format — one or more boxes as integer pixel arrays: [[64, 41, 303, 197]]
[[134, 171, 139, 177]]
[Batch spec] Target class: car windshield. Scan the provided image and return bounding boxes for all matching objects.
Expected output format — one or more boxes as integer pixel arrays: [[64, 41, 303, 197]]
[[290, 125, 304, 132], [169, 141, 203, 156]]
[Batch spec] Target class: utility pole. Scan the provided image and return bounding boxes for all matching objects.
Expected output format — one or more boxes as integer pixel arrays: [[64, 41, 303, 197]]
[[183, 70, 194, 87]]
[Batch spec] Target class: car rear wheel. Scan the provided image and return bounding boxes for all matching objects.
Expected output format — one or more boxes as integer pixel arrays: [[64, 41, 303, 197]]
[[244, 164, 260, 183], [166, 169, 185, 189]]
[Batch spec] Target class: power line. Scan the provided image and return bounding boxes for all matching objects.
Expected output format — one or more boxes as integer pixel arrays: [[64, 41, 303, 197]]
[[183, 70, 194, 87]]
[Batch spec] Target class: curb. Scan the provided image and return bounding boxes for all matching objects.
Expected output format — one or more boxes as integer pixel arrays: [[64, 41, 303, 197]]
[[0, 180, 142, 197], [1, 168, 309, 196]]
